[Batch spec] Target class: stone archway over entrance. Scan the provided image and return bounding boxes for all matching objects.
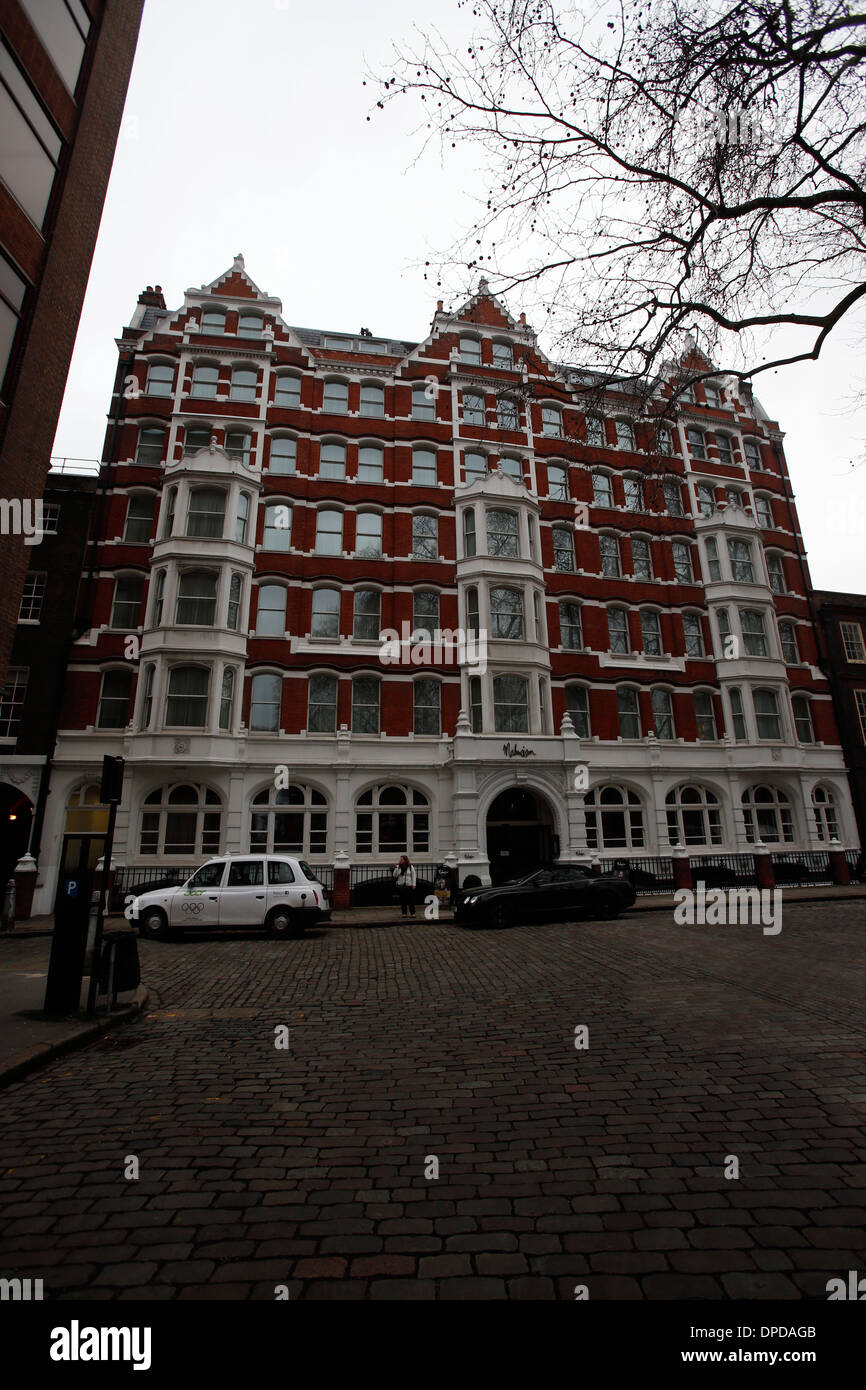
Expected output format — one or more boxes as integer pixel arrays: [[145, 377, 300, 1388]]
[[486, 787, 556, 884], [0, 783, 34, 891]]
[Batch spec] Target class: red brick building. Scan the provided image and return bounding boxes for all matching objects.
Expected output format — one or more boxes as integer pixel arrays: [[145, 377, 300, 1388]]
[[0, 0, 145, 691], [29, 257, 859, 911]]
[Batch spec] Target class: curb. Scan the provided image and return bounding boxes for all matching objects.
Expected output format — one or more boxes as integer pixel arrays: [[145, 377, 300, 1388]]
[[0, 985, 150, 1091]]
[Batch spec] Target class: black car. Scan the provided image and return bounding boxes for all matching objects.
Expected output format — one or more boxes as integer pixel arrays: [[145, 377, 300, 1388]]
[[455, 866, 636, 928]]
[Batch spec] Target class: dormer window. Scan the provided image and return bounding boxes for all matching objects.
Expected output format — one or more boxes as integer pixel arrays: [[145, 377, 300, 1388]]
[[460, 336, 482, 364], [492, 341, 513, 368]]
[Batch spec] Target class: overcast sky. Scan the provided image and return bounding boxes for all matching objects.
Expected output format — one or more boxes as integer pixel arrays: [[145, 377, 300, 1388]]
[[53, 0, 866, 594]]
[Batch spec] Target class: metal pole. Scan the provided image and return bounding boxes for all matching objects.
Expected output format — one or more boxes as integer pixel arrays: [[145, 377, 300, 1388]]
[[86, 799, 118, 1015]]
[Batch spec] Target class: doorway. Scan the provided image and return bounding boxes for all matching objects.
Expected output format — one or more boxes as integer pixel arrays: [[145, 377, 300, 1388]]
[[486, 787, 556, 884], [0, 783, 33, 891]]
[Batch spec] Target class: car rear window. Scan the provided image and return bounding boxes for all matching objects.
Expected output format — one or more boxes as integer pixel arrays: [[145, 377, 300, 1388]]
[[268, 861, 296, 885], [298, 861, 318, 882]]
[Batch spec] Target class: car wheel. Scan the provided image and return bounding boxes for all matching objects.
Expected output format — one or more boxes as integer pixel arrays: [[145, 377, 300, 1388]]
[[489, 902, 510, 929], [593, 892, 620, 921], [267, 908, 302, 939], [139, 908, 169, 940]]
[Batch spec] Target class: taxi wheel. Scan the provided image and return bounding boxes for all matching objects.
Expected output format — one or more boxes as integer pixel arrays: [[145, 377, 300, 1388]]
[[266, 908, 302, 939], [139, 908, 169, 940]]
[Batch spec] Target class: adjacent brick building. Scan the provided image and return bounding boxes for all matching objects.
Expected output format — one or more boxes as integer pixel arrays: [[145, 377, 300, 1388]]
[[28, 258, 860, 913], [0, 0, 145, 690], [813, 591, 866, 852]]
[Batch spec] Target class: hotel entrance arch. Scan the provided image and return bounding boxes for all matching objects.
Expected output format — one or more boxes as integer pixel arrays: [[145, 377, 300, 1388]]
[[486, 787, 557, 884], [0, 783, 33, 891]]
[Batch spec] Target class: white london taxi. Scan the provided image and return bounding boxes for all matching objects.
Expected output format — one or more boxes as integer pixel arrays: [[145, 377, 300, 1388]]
[[126, 855, 331, 940]]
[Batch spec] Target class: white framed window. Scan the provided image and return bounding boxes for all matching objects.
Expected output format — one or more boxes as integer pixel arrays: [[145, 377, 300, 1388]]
[[840, 622, 866, 662], [541, 405, 562, 438], [227, 573, 242, 631], [136, 426, 166, 466], [183, 425, 211, 456], [414, 590, 440, 634], [652, 688, 674, 740], [617, 687, 641, 738], [320, 441, 346, 479], [682, 612, 705, 657], [356, 510, 383, 558], [631, 537, 652, 580], [315, 509, 343, 555], [640, 609, 662, 655], [584, 785, 644, 850], [497, 396, 519, 431], [323, 380, 349, 413], [792, 694, 814, 744], [754, 494, 773, 528], [665, 785, 722, 846], [412, 513, 438, 560], [462, 390, 485, 426], [492, 341, 512, 368], [219, 668, 235, 731], [753, 687, 782, 739], [412, 447, 437, 486], [490, 587, 524, 640], [352, 675, 380, 733], [608, 606, 630, 655], [97, 670, 132, 729], [308, 673, 338, 732], [250, 672, 282, 731], [235, 492, 250, 544], [237, 313, 263, 338], [0, 667, 27, 739], [124, 495, 155, 544], [360, 382, 385, 416], [226, 429, 252, 466], [656, 425, 674, 456], [592, 472, 613, 507], [487, 508, 519, 558], [269, 436, 296, 475], [552, 525, 574, 572], [744, 438, 761, 469], [257, 584, 287, 637], [40, 502, 59, 534], [250, 784, 328, 856], [547, 464, 569, 500], [778, 620, 799, 664], [140, 664, 155, 728], [412, 383, 436, 421], [672, 541, 693, 583], [493, 674, 529, 733], [18, 571, 46, 621], [139, 783, 222, 856], [263, 502, 292, 552], [355, 784, 430, 855], [727, 538, 754, 583], [311, 588, 340, 638], [559, 601, 582, 651], [464, 450, 487, 483], [766, 552, 786, 594], [165, 667, 210, 728], [696, 482, 715, 516], [191, 363, 219, 399], [716, 435, 734, 466], [460, 336, 481, 364], [353, 589, 381, 641], [499, 455, 522, 483], [694, 690, 717, 740], [663, 478, 683, 516], [615, 420, 635, 450], [585, 416, 604, 446], [176, 571, 217, 626], [704, 384, 722, 409], [566, 684, 590, 737], [739, 608, 767, 656], [729, 686, 747, 741], [230, 366, 257, 402], [201, 307, 226, 334], [466, 586, 479, 637], [413, 678, 441, 735], [687, 427, 706, 460], [146, 362, 173, 397], [111, 576, 143, 629], [812, 786, 838, 842], [358, 444, 384, 483], [623, 476, 643, 511], [742, 784, 793, 843], [187, 488, 225, 538], [705, 536, 721, 582], [855, 690, 866, 742], [600, 533, 621, 578], [274, 373, 301, 407], [463, 509, 476, 557]]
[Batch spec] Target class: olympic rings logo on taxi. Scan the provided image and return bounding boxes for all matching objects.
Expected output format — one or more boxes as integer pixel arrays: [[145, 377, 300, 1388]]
[[181, 900, 205, 915]]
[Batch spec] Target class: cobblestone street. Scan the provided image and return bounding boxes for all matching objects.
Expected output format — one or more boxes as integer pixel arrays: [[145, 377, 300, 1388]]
[[2, 901, 866, 1300]]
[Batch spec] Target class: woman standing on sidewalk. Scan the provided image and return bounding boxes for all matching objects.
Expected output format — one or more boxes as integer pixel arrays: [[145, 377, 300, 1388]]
[[393, 855, 417, 918]]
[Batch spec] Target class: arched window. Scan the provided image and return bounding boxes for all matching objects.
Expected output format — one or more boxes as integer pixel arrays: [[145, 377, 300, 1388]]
[[663, 477, 684, 516], [687, 427, 706, 460], [360, 382, 384, 416], [274, 373, 301, 408], [136, 426, 166, 466], [465, 450, 487, 483], [227, 574, 243, 631], [696, 482, 716, 516], [355, 784, 430, 855], [250, 784, 328, 856], [741, 785, 794, 843], [778, 620, 799, 664], [490, 587, 524, 640], [460, 336, 481, 364], [250, 672, 282, 731], [463, 508, 476, 557], [356, 511, 383, 558], [124, 494, 155, 544], [559, 601, 582, 650], [499, 455, 522, 483], [183, 425, 211, 456], [497, 396, 519, 431], [492, 341, 512, 368], [353, 589, 381, 640], [191, 363, 219, 399], [311, 588, 340, 638], [615, 420, 635, 450], [812, 786, 839, 842], [257, 584, 287, 637], [462, 391, 485, 426], [617, 687, 641, 738], [139, 783, 222, 857], [584, 786, 644, 850], [358, 444, 384, 483], [623, 476, 643, 511], [592, 471, 613, 507], [235, 492, 250, 543], [315, 509, 343, 555], [640, 609, 662, 655], [219, 668, 235, 730], [263, 502, 292, 551], [308, 673, 338, 731], [163, 485, 176, 538], [652, 687, 674, 739], [323, 379, 349, 413], [200, 307, 226, 334], [717, 436, 735, 467], [753, 687, 782, 739], [414, 590, 440, 634], [226, 429, 253, 466], [600, 535, 621, 578], [165, 667, 209, 727], [585, 416, 605, 446], [412, 383, 436, 421], [565, 684, 590, 737], [97, 669, 132, 729], [146, 362, 174, 397], [150, 570, 165, 626], [486, 509, 518, 557], [320, 441, 346, 479], [237, 313, 263, 338], [110, 575, 143, 629], [412, 447, 437, 486], [553, 525, 574, 572], [665, 785, 722, 846], [352, 675, 380, 733], [608, 606, 629, 654], [230, 366, 257, 402], [414, 678, 441, 735], [176, 570, 217, 626], [541, 405, 562, 437], [186, 488, 225, 538], [547, 464, 569, 501], [412, 513, 438, 560]]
